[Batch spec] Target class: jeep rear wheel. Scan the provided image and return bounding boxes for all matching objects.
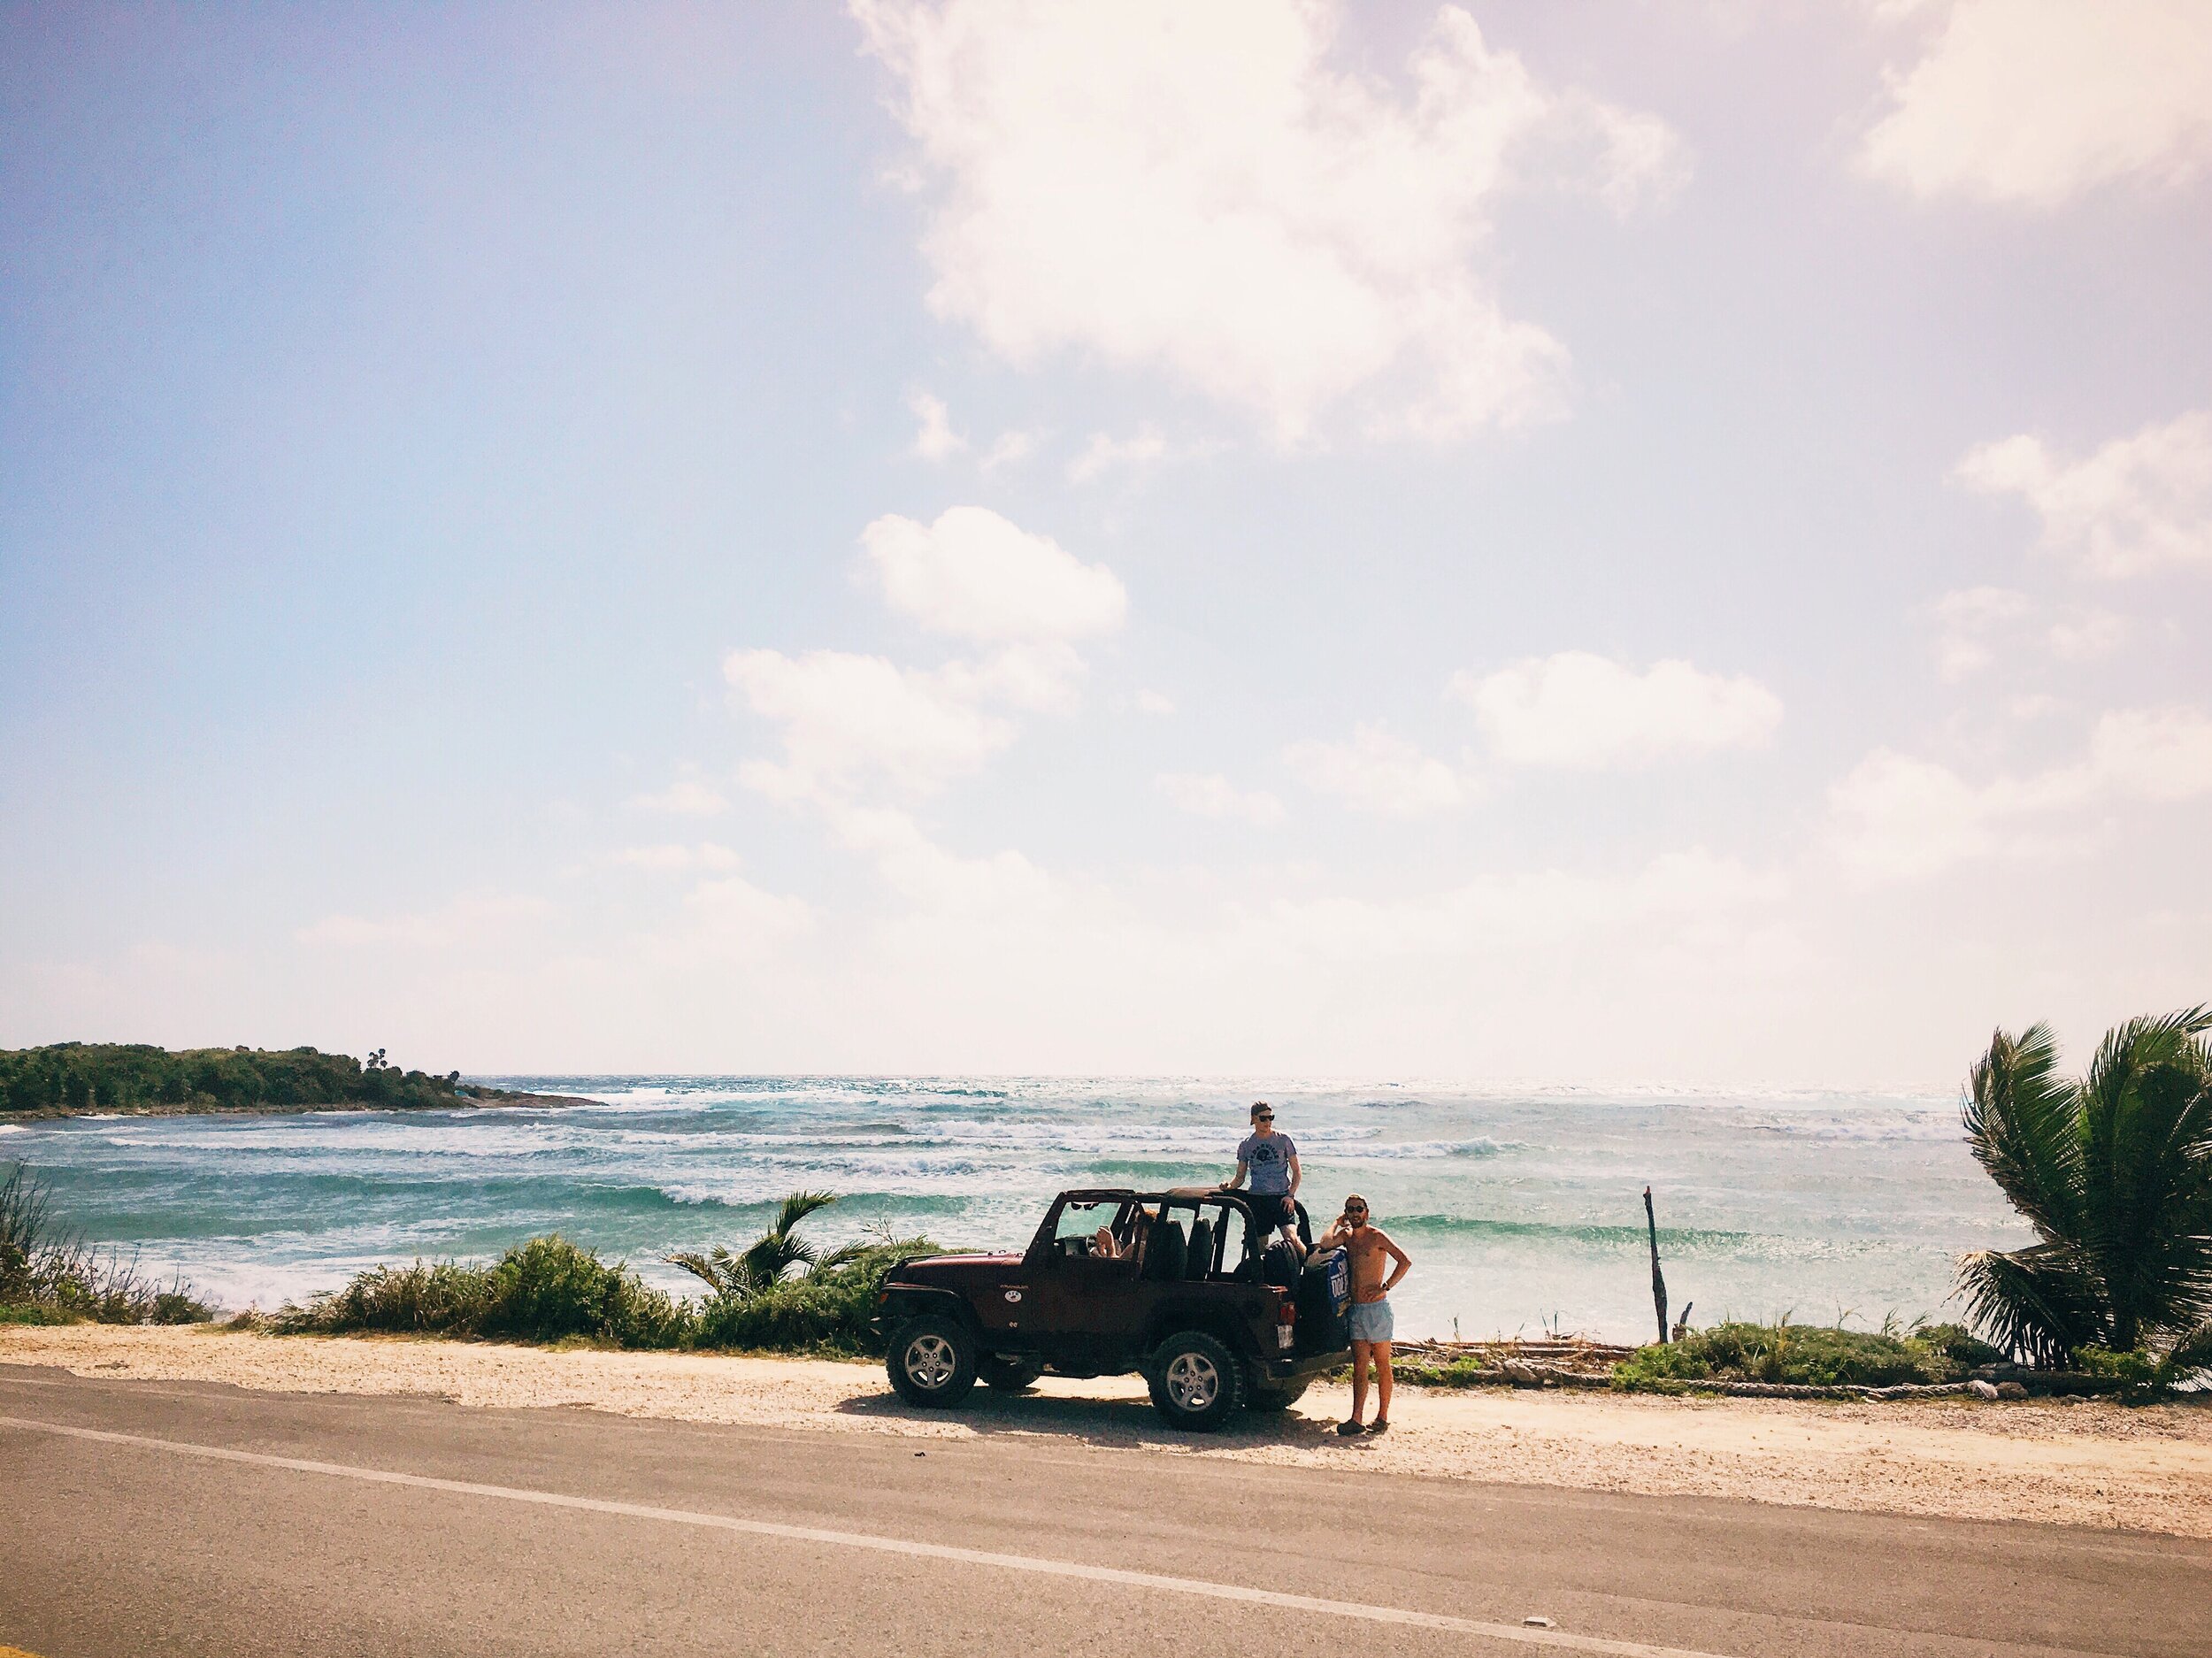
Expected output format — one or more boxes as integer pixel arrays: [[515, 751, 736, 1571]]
[[1147, 1330, 1244, 1431], [979, 1353, 1045, 1393], [887, 1315, 978, 1407]]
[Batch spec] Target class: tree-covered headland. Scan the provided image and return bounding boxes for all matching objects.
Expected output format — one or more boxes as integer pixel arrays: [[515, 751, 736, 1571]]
[[0, 1042, 465, 1116]]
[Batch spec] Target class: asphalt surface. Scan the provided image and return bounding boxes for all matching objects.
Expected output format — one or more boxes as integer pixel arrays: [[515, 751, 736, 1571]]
[[2, 1362, 2204, 1658]]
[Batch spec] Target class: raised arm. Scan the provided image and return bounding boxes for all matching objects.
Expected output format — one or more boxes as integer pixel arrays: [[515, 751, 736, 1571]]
[[1314, 1214, 1351, 1252]]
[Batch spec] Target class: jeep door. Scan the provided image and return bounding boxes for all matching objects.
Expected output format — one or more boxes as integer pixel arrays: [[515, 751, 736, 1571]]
[[1020, 1197, 1153, 1369]]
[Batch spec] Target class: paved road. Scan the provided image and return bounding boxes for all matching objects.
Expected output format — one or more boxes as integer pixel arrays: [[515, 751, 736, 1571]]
[[2, 1364, 2203, 1658]]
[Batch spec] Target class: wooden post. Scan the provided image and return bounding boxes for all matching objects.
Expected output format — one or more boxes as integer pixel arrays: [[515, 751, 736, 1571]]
[[1643, 1186, 1669, 1345]]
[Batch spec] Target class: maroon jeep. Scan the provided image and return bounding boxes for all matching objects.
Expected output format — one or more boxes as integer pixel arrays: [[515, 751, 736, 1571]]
[[873, 1186, 1352, 1431]]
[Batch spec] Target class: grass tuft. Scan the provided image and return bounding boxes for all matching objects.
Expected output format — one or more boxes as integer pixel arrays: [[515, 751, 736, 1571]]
[[1, 1162, 211, 1325]]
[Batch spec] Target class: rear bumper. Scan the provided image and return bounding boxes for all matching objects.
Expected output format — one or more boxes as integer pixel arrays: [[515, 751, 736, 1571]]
[[1258, 1349, 1346, 1383]]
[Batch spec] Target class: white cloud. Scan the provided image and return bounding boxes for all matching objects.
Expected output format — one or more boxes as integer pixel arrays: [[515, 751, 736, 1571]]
[[908, 389, 967, 460], [2046, 610, 2128, 662], [854, 0, 1683, 441], [1828, 705, 2212, 879], [626, 778, 731, 816], [1859, 0, 2212, 206], [733, 510, 1122, 808], [1282, 725, 1468, 816], [1156, 771, 1285, 826], [297, 892, 555, 949], [1927, 586, 2125, 679], [1929, 586, 2032, 679], [979, 429, 1040, 472], [679, 876, 818, 961], [2087, 706, 2212, 802], [1067, 426, 1169, 483], [726, 648, 1017, 803], [610, 843, 744, 873], [1954, 411, 2212, 576], [861, 506, 1128, 641], [1134, 689, 1175, 716], [1453, 652, 1784, 770]]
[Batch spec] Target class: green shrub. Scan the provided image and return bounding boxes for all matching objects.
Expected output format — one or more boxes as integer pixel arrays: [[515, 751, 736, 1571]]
[[1613, 1320, 1993, 1391], [274, 1259, 501, 1335], [277, 1236, 687, 1347], [1, 1162, 211, 1324], [480, 1235, 688, 1347], [0, 1301, 83, 1325], [693, 1240, 923, 1357]]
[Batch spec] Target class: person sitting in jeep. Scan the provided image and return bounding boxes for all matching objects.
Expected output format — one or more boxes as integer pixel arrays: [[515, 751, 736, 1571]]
[[1093, 1205, 1152, 1262], [1223, 1101, 1302, 1261]]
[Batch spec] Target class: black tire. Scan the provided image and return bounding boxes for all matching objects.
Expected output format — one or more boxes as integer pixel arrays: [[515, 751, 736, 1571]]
[[1146, 1330, 1245, 1431], [1247, 1375, 1311, 1412], [886, 1314, 979, 1407], [979, 1353, 1045, 1393]]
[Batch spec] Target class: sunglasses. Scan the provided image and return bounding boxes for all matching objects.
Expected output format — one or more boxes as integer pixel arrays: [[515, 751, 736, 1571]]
[[1254, 1113, 1274, 1122]]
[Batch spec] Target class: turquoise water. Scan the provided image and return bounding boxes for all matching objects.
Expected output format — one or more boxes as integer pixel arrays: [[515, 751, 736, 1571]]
[[0, 1078, 2032, 1342]]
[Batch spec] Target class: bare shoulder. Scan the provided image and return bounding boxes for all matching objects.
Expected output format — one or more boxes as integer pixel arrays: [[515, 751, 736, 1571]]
[[1370, 1225, 1407, 1254]]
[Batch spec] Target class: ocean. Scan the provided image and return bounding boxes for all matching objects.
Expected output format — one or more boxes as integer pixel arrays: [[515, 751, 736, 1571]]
[[0, 1078, 2032, 1344]]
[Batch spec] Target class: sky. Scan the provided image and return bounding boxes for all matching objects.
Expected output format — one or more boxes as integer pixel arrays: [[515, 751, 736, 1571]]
[[2, 0, 2208, 1085]]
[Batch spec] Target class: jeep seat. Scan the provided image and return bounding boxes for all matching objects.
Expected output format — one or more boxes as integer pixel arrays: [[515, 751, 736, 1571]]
[[1183, 1216, 1214, 1279], [1143, 1217, 1187, 1280]]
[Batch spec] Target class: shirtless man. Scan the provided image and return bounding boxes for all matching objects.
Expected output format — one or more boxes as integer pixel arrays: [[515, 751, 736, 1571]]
[[1315, 1194, 1410, 1436]]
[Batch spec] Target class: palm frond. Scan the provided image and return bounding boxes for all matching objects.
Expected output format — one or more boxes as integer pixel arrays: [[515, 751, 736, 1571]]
[[1962, 1023, 2086, 1247], [666, 1247, 744, 1294], [813, 1240, 877, 1273], [1957, 1244, 2106, 1366], [2154, 1319, 2212, 1387], [771, 1190, 841, 1236]]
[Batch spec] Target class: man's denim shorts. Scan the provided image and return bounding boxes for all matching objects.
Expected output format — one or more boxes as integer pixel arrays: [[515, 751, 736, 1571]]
[[1348, 1299, 1394, 1343]]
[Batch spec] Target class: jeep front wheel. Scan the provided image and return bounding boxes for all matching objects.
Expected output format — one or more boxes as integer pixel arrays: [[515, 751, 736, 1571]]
[[1147, 1330, 1244, 1431], [887, 1315, 978, 1407]]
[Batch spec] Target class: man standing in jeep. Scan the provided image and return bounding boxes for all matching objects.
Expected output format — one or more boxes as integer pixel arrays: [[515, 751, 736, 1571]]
[[1223, 1101, 1302, 1259], [1316, 1193, 1409, 1435]]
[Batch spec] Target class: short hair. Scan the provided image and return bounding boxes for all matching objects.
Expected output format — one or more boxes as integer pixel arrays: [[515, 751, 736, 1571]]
[[1249, 1101, 1271, 1116], [1344, 1193, 1368, 1208]]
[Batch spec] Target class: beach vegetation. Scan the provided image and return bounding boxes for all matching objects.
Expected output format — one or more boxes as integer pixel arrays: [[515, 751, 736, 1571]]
[[0, 1162, 211, 1324], [1611, 1318, 1999, 1391], [273, 1193, 935, 1357], [0, 1041, 465, 1116], [273, 1234, 687, 1347], [667, 1189, 873, 1298], [1955, 1007, 2212, 1380]]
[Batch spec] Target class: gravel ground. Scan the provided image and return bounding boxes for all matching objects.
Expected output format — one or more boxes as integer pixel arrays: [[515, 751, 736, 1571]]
[[7, 1323, 2208, 1537]]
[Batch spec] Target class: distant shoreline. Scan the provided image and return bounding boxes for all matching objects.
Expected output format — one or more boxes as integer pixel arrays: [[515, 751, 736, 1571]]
[[2, 1086, 603, 1122]]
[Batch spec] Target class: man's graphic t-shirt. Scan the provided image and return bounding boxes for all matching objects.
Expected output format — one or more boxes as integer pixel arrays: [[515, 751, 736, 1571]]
[[1237, 1132, 1297, 1194]]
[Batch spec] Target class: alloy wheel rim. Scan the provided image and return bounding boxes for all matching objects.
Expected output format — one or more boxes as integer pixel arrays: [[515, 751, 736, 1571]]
[[906, 1333, 956, 1388], [1165, 1351, 1219, 1410]]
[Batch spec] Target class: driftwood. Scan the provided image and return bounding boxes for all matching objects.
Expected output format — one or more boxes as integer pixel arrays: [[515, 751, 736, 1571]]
[[1643, 1186, 1669, 1345]]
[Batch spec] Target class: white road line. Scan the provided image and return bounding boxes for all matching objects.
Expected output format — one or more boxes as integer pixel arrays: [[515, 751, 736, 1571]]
[[3, 1412, 1722, 1658]]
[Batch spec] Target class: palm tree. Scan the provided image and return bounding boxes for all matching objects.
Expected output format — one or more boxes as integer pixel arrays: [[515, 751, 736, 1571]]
[[668, 1190, 871, 1299], [1956, 1006, 2212, 1373]]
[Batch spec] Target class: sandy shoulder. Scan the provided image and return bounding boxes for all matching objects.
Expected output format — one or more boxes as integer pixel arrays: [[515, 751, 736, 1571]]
[[6, 1324, 2209, 1538]]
